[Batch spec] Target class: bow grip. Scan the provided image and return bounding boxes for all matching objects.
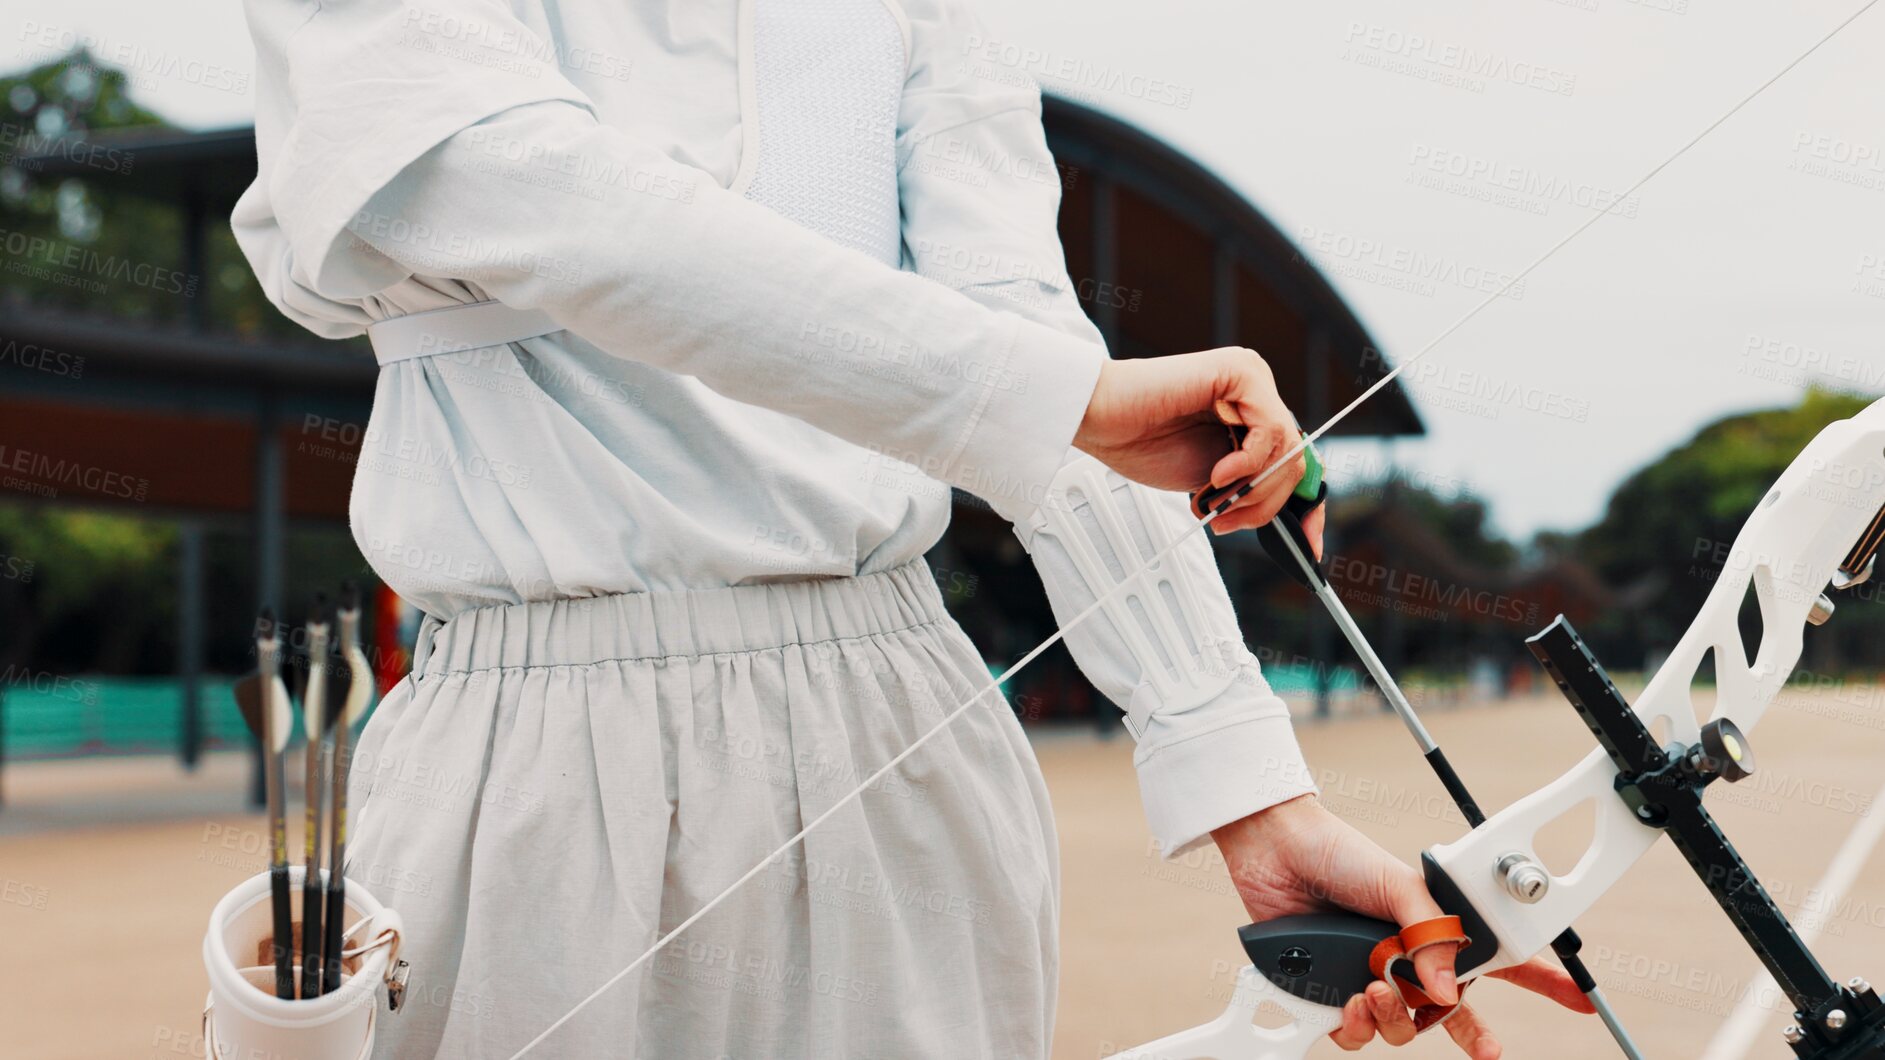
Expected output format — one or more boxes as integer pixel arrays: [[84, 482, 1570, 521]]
[[1239, 913, 1420, 1008], [1236, 854, 1502, 1012]]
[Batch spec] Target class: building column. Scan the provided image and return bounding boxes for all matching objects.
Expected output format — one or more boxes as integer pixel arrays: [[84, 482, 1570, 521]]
[[178, 519, 205, 770], [1090, 173, 1119, 350], [183, 182, 208, 333], [251, 396, 284, 806], [1211, 244, 1238, 347]]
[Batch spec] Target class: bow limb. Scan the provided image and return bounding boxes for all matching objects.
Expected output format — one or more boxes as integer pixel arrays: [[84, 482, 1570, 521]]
[[1110, 966, 1344, 1060], [1428, 398, 1885, 977]]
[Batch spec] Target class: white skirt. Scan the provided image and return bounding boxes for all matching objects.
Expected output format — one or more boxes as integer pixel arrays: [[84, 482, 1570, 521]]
[[346, 559, 1060, 1058]]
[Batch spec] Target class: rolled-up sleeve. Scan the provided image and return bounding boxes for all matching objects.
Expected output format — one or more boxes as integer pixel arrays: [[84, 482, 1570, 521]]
[[896, 0, 1317, 857], [233, 0, 1101, 514]]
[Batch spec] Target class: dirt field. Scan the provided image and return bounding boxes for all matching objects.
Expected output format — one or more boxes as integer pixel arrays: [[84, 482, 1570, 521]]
[[4, 687, 1884, 1059]]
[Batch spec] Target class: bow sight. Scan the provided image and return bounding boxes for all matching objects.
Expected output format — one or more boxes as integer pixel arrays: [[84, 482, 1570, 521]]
[[1121, 398, 1885, 1059], [1530, 617, 1885, 1059]]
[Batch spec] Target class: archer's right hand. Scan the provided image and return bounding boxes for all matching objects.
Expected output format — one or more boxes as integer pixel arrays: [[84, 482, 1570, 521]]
[[1071, 347, 1320, 539]]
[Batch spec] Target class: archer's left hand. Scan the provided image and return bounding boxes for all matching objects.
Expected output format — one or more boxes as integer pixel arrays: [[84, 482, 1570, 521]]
[[1211, 795, 1596, 1059]]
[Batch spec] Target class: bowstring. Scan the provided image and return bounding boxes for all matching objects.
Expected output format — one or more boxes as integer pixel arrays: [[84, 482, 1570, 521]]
[[507, 4, 1879, 1052]]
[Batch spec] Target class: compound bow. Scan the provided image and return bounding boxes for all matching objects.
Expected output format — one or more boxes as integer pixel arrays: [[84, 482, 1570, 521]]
[[1117, 398, 1885, 1059]]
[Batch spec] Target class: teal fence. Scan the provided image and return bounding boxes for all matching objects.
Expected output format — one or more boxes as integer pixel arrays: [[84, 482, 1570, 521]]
[[2, 676, 250, 759]]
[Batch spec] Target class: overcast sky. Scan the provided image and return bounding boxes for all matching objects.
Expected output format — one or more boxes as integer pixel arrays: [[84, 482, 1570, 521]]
[[8, 0, 1881, 539]]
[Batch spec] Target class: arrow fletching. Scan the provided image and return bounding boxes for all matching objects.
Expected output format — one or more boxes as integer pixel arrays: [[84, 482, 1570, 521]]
[[336, 582, 374, 726], [303, 596, 332, 741], [246, 608, 296, 755], [232, 671, 265, 742], [265, 673, 294, 754]]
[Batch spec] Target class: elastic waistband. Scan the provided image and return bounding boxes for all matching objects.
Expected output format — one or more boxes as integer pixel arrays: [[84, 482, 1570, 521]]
[[412, 560, 950, 675], [367, 300, 562, 366]]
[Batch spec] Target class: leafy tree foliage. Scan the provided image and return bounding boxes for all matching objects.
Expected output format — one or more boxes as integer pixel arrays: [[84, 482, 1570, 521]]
[[1575, 390, 1881, 668]]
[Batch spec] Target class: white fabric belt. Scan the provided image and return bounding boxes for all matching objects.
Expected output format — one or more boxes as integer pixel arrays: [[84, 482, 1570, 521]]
[[366, 301, 562, 366]]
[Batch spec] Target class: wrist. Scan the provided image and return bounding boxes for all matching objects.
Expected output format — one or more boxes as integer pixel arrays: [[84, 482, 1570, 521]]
[[1212, 792, 1324, 852], [1070, 359, 1117, 456]]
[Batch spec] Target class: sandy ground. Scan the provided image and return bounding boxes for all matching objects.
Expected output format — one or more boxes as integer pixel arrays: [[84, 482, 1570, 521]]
[[4, 687, 1885, 1060]]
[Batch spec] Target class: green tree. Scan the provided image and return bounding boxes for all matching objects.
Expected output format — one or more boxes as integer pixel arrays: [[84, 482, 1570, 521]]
[[1383, 482, 1518, 570], [1, 49, 376, 681], [1575, 390, 1880, 666], [2, 49, 308, 338], [0, 51, 182, 316]]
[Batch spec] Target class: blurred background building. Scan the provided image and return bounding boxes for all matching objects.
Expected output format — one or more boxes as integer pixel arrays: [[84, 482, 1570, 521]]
[[0, 47, 1878, 789]]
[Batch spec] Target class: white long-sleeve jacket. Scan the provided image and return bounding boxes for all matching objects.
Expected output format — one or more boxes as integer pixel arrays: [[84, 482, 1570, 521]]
[[231, 0, 1315, 855]]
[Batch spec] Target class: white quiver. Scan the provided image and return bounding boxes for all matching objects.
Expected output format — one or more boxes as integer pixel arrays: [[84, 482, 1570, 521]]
[[203, 867, 410, 1060]]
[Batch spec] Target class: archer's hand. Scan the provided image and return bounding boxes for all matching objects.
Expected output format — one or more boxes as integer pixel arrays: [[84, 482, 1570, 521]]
[[1211, 795, 1596, 1059], [1072, 349, 1323, 541]]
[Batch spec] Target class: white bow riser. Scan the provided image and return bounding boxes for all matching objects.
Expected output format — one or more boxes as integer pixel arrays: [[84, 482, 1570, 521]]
[[1119, 399, 1885, 1059]]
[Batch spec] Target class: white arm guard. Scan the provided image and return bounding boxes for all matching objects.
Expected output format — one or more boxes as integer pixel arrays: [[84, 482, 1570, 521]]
[[1016, 452, 1257, 738]]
